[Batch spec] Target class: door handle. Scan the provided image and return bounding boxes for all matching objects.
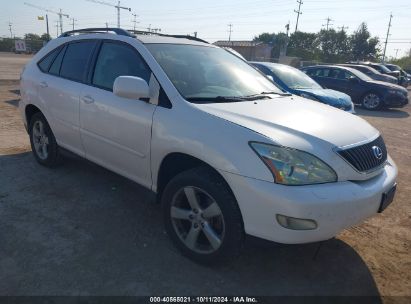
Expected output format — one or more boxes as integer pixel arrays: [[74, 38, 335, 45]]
[[39, 81, 48, 88], [82, 95, 95, 104]]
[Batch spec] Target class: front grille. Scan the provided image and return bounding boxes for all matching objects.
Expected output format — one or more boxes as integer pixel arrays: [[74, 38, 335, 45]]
[[338, 136, 387, 172]]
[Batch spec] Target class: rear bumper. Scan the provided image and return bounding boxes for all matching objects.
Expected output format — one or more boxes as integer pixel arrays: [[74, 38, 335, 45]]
[[219, 158, 397, 244]]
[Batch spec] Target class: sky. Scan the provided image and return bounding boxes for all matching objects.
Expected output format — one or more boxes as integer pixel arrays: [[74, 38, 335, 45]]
[[1, 0, 410, 59]]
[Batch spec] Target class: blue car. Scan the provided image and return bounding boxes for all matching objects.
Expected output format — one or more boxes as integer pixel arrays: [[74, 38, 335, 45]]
[[251, 62, 354, 112]]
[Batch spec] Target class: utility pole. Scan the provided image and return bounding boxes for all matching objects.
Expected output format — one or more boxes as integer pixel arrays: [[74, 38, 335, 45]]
[[105, 22, 109, 28], [338, 25, 348, 32], [228, 23, 233, 41], [55, 21, 59, 37], [323, 17, 333, 31], [294, 0, 303, 33], [394, 48, 400, 59], [8, 22, 13, 38], [382, 13, 393, 63], [46, 14, 50, 39], [193, 31, 198, 38], [70, 18, 77, 31], [284, 21, 290, 57], [147, 24, 151, 32], [132, 13, 139, 31]]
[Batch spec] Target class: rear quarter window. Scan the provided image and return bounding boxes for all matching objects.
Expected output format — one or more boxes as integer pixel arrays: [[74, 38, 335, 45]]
[[37, 47, 60, 72]]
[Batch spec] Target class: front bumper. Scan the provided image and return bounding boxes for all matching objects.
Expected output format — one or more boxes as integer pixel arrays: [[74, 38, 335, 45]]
[[219, 159, 397, 244], [383, 92, 409, 107]]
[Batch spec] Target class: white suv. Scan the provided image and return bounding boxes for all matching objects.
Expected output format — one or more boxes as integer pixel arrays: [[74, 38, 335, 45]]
[[19, 28, 397, 264]]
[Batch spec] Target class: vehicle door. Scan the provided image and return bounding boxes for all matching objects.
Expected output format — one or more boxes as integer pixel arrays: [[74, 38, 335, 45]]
[[79, 40, 157, 188], [334, 69, 364, 101], [37, 40, 97, 156]]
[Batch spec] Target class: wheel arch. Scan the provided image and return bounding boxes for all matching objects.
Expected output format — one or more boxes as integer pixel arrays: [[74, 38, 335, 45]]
[[25, 104, 42, 127], [155, 152, 237, 204]]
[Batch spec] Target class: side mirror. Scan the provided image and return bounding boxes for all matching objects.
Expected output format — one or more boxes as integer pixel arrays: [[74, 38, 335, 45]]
[[113, 76, 150, 100], [348, 76, 359, 84]]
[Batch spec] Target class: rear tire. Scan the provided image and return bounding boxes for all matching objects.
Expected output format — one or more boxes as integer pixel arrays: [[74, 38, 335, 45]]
[[362, 92, 383, 110], [29, 112, 61, 167], [162, 167, 244, 265]]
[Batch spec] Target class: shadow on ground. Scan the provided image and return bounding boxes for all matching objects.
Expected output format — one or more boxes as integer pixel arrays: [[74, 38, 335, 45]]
[[0, 152, 381, 298], [355, 107, 409, 118]]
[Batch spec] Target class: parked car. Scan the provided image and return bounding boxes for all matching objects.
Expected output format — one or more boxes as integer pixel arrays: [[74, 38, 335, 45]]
[[353, 61, 400, 78], [339, 64, 397, 84], [251, 62, 354, 112], [302, 65, 408, 110], [20, 28, 398, 264], [383, 63, 409, 87]]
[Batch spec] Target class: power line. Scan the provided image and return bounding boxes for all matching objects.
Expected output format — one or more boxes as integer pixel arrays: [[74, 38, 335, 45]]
[[294, 0, 303, 33], [228, 23, 233, 41], [382, 13, 393, 63]]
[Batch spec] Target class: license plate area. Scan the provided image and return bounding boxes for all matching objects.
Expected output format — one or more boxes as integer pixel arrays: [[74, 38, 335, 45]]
[[378, 184, 397, 213]]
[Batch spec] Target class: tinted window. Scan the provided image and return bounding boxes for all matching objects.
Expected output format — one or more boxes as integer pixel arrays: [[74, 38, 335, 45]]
[[93, 42, 151, 91], [60, 41, 96, 82], [38, 47, 60, 72], [49, 46, 66, 75], [315, 68, 330, 77]]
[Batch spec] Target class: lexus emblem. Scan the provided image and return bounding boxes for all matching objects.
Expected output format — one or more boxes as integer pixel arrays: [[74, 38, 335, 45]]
[[372, 146, 383, 160]]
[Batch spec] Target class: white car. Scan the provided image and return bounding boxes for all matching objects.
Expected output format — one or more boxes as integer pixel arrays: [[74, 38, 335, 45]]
[[19, 28, 397, 264]]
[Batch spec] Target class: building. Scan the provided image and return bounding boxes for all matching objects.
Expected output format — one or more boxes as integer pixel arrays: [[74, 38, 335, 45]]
[[213, 40, 273, 61]]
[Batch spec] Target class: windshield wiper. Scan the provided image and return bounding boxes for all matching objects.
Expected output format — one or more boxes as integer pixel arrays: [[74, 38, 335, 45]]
[[259, 91, 292, 96], [186, 95, 271, 103]]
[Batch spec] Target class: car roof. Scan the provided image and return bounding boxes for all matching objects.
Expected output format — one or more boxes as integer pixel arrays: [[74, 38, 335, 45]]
[[58, 29, 211, 47], [303, 65, 358, 73]]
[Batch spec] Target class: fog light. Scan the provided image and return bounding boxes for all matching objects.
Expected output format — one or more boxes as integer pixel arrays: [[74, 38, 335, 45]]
[[276, 214, 317, 230]]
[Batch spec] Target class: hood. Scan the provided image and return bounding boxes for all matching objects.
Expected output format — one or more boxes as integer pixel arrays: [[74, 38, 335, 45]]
[[366, 79, 407, 91], [194, 96, 378, 148], [294, 88, 352, 107]]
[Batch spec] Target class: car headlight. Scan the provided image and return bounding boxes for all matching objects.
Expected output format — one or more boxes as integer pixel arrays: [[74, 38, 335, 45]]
[[300, 93, 319, 101], [388, 89, 403, 96], [250, 142, 337, 185]]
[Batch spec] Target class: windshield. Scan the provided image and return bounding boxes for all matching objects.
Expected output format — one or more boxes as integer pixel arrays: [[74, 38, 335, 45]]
[[269, 64, 322, 89], [385, 64, 400, 72], [374, 64, 391, 73], [145, 44, 282, 102]]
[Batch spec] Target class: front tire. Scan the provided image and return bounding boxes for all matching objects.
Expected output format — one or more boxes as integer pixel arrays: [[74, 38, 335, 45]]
[[162, 167, 244, 265], [29, 112, 61, 167], [362, 92, 383, 110]]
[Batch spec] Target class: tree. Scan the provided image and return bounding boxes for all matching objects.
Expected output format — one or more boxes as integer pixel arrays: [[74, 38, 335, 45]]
[[349, 23, 380, 61], [287, 31, 319, 60], [41, 33, 51, 41], [317, 29, 350, 63], [24, 33, 41, 41], [254, 32, 288, 58]]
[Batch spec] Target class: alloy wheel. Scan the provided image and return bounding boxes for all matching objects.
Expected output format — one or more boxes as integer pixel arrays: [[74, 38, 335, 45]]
[[363, 93, 381, 110], [170, 186, 225, 254], [32, 120, 49, 160]]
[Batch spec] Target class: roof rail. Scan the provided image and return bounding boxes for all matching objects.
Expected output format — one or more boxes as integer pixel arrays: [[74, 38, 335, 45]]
[[127, 29, 209, 44], [59, 28, 135, 38]]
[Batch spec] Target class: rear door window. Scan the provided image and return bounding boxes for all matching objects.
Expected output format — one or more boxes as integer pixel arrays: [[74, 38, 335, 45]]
[[92, 41, 151, 91], [60, 41, 97, 82]]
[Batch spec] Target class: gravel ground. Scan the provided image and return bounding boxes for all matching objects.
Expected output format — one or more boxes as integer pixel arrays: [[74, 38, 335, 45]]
[[0, 53, 410, 299]]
